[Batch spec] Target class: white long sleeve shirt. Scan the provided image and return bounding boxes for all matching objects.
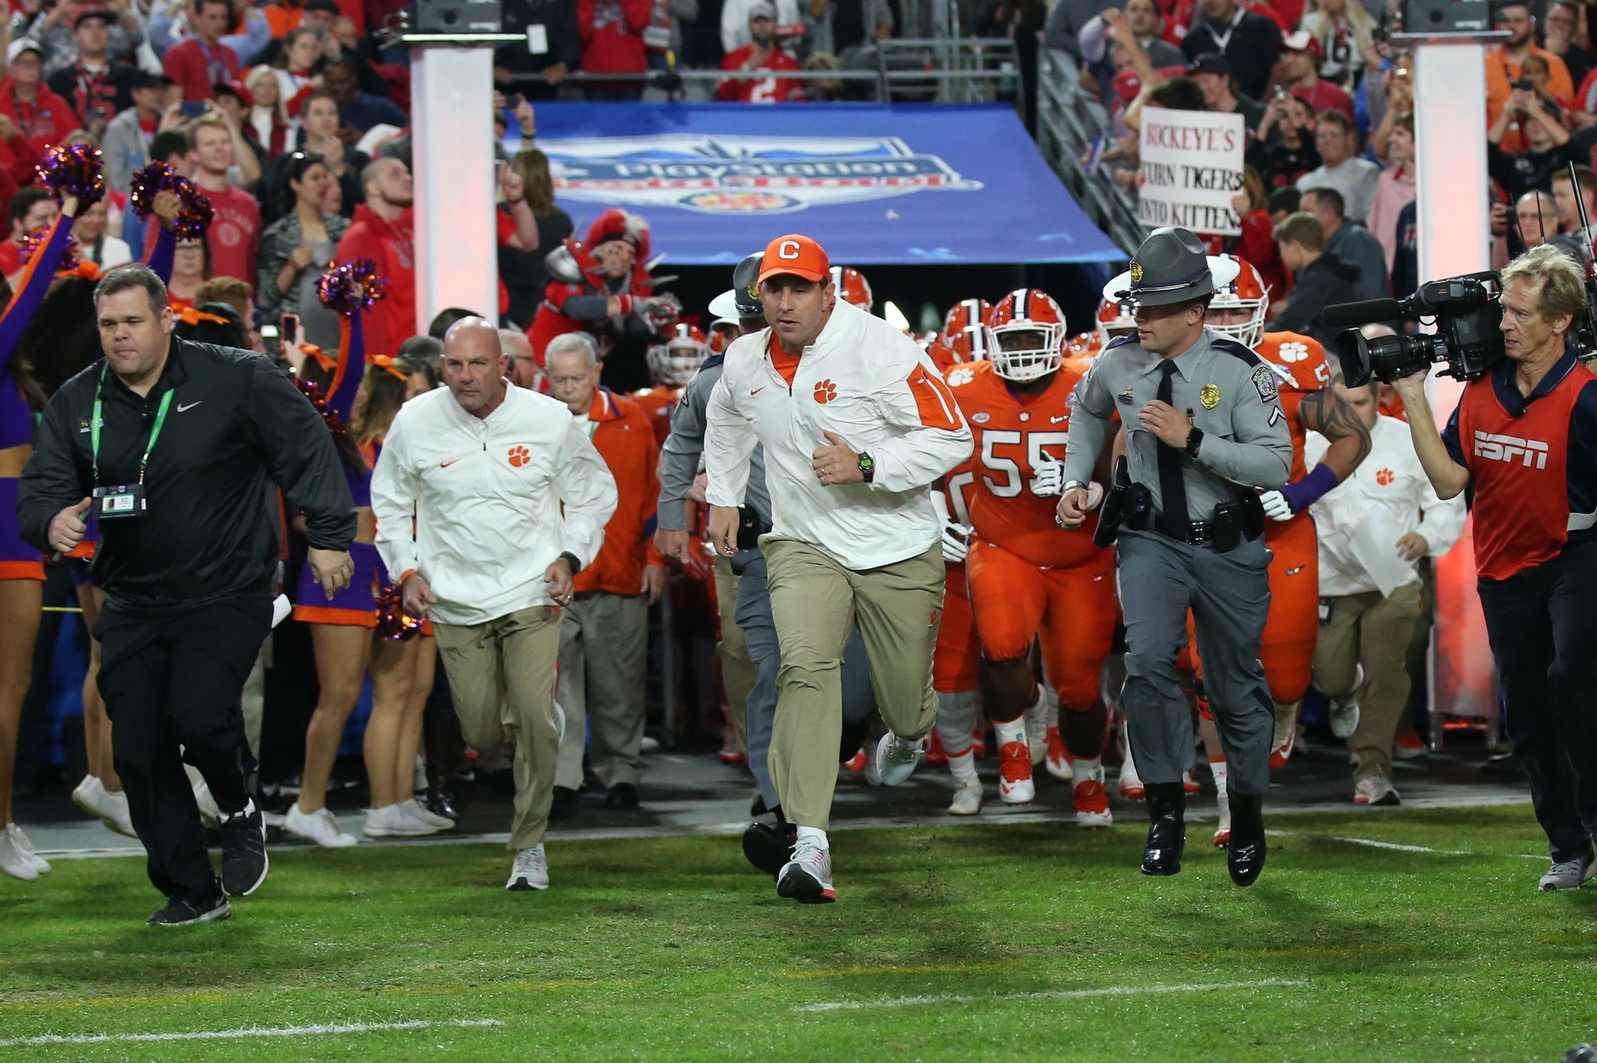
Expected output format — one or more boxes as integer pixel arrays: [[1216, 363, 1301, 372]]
[[703, 300, 973, 571], [1305, 414, 1467, 597], [371, 383, 618, 626]]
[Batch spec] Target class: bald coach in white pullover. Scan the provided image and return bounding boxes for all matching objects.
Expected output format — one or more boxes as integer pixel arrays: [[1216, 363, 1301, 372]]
[[371, 319, 617, 892], [704, 234, 972, 904]]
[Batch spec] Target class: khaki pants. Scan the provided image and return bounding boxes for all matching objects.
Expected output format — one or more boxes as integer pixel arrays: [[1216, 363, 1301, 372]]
[[714, 555, 754, 755], [1312, 581, 1424, 781], [555, 591, 647, 790], [762, 537, 943, 830], [434, 607, 561, 851]]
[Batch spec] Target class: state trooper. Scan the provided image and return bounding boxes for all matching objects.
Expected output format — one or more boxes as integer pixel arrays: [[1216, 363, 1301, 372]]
[[1057, 227, 1292, 886]]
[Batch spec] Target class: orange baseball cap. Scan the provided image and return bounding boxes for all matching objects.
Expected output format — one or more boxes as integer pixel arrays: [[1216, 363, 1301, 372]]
[[758, 234, 830, 284]]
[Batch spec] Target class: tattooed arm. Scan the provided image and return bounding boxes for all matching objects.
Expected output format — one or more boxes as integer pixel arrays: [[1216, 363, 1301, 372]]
[[1297, 385, 1373, 482]]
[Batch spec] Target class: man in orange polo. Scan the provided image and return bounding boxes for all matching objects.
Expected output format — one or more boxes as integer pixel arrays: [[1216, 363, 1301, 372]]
[[1487, 1, 1574, 154], [545, 331, 669, 813]]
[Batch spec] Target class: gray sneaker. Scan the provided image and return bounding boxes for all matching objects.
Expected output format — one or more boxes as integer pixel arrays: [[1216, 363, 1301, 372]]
[[871, 732, 926, 787], [1330, 699, 1361, 740], [1538, 855, 1597, 891]]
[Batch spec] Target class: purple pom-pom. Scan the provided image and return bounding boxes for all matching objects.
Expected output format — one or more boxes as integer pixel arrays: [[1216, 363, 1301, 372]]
[[128, 161, 213, 240], [35, 143, 105, 209], [19, 224, 79, 274], [374, 584, 423, 640], [318, 259, 389, 316]]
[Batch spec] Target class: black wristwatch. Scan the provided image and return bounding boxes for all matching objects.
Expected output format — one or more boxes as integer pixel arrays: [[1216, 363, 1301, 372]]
[[558, 551, 583, 575], [1184, 427, 1204, 459], [857, 451, 876, 484]]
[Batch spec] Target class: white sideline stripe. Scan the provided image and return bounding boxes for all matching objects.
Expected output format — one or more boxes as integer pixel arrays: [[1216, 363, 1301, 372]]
[[793, 978, 1308, 1013], [0, 1018, 503, 1047], [1268, 829, 1547, 861]]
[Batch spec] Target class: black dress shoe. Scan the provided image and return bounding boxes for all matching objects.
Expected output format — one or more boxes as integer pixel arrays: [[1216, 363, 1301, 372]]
[[1227, 789, 1266, 887], [1141, 782, 1186, 876], [742, 821, 796, 879], [550, 785, 577, 818], [605, 782, 639, 809]]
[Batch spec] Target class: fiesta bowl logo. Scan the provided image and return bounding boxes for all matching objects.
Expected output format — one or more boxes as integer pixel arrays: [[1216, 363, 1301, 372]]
[[544, 134, 982, 215]]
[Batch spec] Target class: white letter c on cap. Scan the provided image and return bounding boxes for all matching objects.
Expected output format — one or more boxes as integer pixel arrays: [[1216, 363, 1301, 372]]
[[778, 239, 801, 260]]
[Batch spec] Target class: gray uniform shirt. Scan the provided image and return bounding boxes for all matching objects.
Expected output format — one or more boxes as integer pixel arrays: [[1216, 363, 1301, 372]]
[[1062, 329, 1293, 518], [658, 355, 771, 531]]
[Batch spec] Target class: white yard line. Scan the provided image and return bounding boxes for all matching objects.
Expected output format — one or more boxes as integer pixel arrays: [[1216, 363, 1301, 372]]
[[0, 1018, 502, 1047], [1268, 829, 1548, 860], [793, 978, 1309, 1013]]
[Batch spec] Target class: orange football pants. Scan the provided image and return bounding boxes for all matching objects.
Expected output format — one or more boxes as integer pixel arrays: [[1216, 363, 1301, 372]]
[[933, 562, 980, 694], [966, 539, 1115, 712]]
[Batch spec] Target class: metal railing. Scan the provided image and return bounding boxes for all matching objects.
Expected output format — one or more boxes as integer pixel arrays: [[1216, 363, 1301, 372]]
[[506, 38, 1021, 107], [1033, 47, 1144, 256]]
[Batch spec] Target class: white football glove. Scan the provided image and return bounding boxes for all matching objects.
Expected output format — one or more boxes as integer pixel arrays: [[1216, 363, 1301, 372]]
[[1031, 454, 1066, 497], [1259, 489, 1294, 523], [930, 490, 971, 563]]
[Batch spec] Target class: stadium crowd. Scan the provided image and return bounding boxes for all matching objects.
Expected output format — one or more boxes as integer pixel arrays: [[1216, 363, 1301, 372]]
[[0, 0, 1590, 923]]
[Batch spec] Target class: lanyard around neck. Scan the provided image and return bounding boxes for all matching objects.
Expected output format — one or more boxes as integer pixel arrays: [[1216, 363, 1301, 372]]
[[91, 362, 173, 488]]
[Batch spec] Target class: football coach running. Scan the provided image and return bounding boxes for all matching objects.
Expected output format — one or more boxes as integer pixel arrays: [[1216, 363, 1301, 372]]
[[1057, 228, 1291, 886], [18, 264, 356, 926], [704, 234, 971, 904], [1391, 245, 1597, 892]]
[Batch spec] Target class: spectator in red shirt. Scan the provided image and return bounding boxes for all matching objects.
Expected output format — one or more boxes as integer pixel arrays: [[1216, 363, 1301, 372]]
[[717, 2, 802, 103], [188, 113, 261, 284], [336, 156, 416, 356], [163, 0, 243, 103], [577, 0, 652, 101], [0, 39, 80, 156], [1277, 30, 1354, 120]]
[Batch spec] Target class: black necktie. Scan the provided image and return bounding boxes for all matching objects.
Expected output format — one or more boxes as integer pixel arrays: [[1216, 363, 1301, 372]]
[[1156, 361, 1188, 529]]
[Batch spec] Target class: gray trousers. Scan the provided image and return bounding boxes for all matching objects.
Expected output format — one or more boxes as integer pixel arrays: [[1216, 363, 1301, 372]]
[[555, 591, 648, 790], [1116, 528, 1274, 796], [734, 551, 876, 812]]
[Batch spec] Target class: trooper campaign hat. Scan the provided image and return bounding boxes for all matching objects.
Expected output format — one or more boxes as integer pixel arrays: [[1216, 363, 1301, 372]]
[[1103, 226, 1238, 308], [732, 251, 765, 317]]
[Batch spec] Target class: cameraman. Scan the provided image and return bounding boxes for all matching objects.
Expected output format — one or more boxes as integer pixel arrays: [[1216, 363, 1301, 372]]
[[1392, 244, 1597, 891]]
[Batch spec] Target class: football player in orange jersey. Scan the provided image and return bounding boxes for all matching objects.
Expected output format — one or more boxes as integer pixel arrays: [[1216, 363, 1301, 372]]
[[1196, 255, 1372, 841], [945, 289, 1118, 827], [636, 323, 710, 447], [923, 297, 993, 812], [1096, 296, 1138, 348], [830, 266, 874, 313]]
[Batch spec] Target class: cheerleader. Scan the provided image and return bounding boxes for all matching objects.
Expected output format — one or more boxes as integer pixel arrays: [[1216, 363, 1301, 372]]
[[283, 262, 449, 847]]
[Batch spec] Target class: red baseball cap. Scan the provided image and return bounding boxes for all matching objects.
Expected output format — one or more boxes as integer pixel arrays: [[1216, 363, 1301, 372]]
[[758, 234, 830, 284]]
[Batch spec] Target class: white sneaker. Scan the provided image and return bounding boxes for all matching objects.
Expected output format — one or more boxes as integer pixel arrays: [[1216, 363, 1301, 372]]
[[1330, 699, 1361, 740], [506, 843, 549, 890], [1118, 756, 1146, 801], [1212, 789, 1232, 848], [1539, 855, 1597, 891], [363, 803, 435, 838], [0, 828, 37, 881], [870, 732, 925, 787], [192, 779, 222, 828], [1353, 774, 1401, 807], [640, 735, 660, 753], [948, 778, 983, 816], [405, 798, 454, 831], [776, 835, 835, 903], [1024, 691, 1050, 766], [3, 824, 48, 876], [997, 740, 1035, 804], [72, 775, 138, 838], [284, 803, 359, 848]]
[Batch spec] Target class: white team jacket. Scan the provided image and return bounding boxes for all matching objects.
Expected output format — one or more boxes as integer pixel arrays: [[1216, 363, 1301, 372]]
[[1306, 414, 1466, 598], [703, 300, 973, 571], [371, 383, 618, 626]]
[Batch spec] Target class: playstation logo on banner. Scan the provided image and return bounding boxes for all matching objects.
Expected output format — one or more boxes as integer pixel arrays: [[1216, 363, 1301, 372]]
[[541, 134, 983, 214]]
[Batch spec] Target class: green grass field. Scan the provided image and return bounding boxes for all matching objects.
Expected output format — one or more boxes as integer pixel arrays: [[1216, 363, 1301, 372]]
[[3, 805, 1595, 1061]]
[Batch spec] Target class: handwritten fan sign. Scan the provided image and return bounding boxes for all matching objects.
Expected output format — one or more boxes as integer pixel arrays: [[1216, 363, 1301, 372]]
[[1138, 107, 1246, 237]]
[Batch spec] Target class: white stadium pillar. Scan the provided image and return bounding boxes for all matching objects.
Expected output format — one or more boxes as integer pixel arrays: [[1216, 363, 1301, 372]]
[[410, 40, 509, 333]]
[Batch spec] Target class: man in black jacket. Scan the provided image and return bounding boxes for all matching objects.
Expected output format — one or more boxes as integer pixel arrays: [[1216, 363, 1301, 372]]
[[1266, 211, 1359, 347], [18, 265, 355, 927], [1179, 0, 1281, 102]]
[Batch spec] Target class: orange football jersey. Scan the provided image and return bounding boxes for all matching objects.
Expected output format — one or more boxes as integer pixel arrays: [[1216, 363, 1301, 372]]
[[1256, 331, 1331, 541], [631, 386, 681, 447], [945, 359, 1101, 569]]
